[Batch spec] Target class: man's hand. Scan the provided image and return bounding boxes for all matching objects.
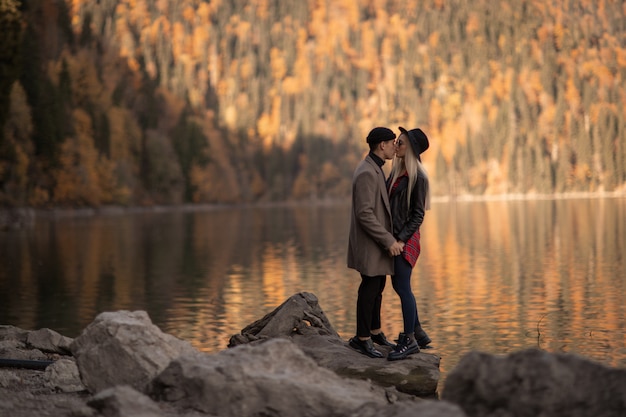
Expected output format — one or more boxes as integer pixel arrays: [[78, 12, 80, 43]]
[[388, 241, 405, 257]]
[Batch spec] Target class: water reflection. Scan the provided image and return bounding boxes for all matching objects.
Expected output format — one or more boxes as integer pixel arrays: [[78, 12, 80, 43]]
[[0, 198, 624, 391], [421, 197, 626, 379]]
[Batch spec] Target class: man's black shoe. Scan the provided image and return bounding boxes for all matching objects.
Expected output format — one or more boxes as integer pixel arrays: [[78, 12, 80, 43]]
[[371, 332, 395, 348], [415, 327, 432, 348], [349, 337, 384, 358], [387, 333, 419, 361]]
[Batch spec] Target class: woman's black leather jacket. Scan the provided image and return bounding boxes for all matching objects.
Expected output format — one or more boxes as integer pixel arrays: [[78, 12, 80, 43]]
[[387, 172, 428, 243]]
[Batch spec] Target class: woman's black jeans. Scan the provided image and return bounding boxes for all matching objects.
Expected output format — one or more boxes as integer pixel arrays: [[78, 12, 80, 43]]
[[391, 255, 421, 334]]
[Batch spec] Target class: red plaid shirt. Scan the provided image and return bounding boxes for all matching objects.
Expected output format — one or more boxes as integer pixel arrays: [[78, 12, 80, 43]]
[[390, 174, 421, 268]]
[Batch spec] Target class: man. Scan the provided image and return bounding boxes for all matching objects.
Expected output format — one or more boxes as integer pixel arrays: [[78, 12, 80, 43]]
[[347, 127, 405, 358]]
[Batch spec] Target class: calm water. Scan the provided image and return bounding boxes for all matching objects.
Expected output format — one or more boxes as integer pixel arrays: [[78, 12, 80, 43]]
[[1, 198, 625, 392]]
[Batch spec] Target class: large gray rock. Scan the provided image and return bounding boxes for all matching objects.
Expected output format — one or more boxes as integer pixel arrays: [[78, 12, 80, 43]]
[[1, 325, 72, 361], [0, 325, 30, 344], [442, 348, 626, 417], [27, 328, 73, 354], [152, 338, 396, 417], [88, 385, 165, 417], [228, 291, 340, 343], [349, 400, 467, 417], [45, 359, 85, 393], [0, 341, 49, 362], [70, 310, 198, 394], [229, 292, 440, 397], [302, 332, 439, 397], [0, 325, 37, 360]]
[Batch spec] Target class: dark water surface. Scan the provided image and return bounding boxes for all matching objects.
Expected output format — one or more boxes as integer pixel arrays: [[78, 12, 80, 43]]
[[1, 197, 625, 392]]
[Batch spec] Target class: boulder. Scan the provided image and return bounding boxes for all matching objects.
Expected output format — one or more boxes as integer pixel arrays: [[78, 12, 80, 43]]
[[27, 328, 73, 354], [1, 325, 71, 363], [45, 358, 85, 393], [229, 292, 440, 397], [442, 348, 626, 417], [0, 325, 30, 344], [296, 330, 440, 398], [0, 340, 49, 362], [88, 385, 165, 417], [349, 399, 467, 417], [0, 339, 26, 353], [151, 337, 397, 417], [228, 291, 340, 343], [70, 310, 198, 394]]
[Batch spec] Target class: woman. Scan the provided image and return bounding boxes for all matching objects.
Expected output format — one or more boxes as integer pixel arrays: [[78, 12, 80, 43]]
[[386, 126, 432, 361]]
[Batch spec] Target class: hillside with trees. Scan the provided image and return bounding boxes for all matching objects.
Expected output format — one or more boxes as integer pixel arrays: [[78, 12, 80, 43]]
[[0, 0, 625, 207]]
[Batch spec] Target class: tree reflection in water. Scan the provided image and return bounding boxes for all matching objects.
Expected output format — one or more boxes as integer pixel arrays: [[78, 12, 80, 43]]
[[0, 198, 624, 388]]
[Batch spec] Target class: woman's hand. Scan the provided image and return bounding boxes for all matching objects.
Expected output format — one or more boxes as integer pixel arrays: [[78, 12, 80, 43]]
[[388, 240, 405, 256]]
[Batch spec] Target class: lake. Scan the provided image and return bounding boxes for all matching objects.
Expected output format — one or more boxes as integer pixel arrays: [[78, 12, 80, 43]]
[[1, 197, 625, 393]]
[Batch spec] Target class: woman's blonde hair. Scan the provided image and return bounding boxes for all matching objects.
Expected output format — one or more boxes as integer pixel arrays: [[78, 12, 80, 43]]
[[389, 133, 431, 210]]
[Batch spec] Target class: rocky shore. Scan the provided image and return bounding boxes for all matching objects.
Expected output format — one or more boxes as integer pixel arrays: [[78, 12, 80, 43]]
[[1, 292, 625, 417]]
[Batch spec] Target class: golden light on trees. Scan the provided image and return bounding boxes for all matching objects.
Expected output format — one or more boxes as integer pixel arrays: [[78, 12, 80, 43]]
[[565, 78, 580, 111], [440, 120, 461, 165], [253, 0, 269, 20], [192, 26, 209, 60], [54, 109, 102, 205], [270, 47, 287, 81], [3, 0, 625, 207], [466, 13, 480, 36], [428, 31, 439, 49]]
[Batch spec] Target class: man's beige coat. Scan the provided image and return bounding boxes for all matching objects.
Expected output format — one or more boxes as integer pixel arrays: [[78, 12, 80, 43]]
[[347, 155, 396, 276]]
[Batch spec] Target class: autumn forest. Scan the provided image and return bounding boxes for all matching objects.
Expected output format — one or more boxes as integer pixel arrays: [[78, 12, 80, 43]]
[[0, 0, 625, 207]]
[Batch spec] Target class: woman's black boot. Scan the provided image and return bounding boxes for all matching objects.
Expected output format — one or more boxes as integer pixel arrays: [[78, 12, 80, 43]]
[[415, 326, 432, 348], [387, 333, 419, 361]]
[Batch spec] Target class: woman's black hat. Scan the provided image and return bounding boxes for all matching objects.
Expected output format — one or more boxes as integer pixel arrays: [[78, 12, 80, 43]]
[[399, 126, 429, 161]]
